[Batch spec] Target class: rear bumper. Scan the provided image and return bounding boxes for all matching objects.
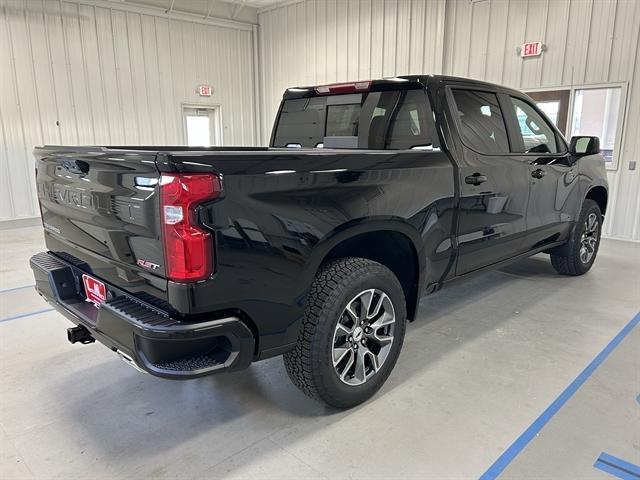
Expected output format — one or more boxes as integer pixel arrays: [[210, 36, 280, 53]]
[[29, 252, 255, 379]]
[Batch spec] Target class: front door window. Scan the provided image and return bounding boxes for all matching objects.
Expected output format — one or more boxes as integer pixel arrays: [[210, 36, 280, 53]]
[[511, 97, 560, 154], [526, 90, 570, 133]]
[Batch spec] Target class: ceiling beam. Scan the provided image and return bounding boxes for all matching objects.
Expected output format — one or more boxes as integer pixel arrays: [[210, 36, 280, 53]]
[[257, 0, 304, 15], [231, 0, 245, 19], [66, 0, 257, 29], [204, 0, 216, 19]]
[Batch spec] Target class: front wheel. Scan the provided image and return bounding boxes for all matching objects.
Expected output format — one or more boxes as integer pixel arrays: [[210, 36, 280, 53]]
[[550, 199, 602, 275], [284, 258, 406, 408]]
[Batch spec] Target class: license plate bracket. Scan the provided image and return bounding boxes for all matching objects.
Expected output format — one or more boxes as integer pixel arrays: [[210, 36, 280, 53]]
[[82, 274, 106, 307]]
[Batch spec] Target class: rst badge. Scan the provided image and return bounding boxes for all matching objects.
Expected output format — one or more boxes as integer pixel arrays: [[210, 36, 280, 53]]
[[137, 259, 160, 270]]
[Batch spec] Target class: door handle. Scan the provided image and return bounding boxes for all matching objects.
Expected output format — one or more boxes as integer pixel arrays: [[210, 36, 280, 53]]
[[465, 172, 487, 185], [464, 172, 487, 185], [531, 168, 546, 179]]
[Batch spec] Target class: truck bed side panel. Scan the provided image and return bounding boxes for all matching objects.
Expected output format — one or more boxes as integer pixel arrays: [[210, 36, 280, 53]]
[[159, 150, 456, 356]]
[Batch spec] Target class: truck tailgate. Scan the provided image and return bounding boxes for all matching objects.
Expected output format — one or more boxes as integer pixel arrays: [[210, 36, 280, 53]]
[[34, 147, 168, 303]]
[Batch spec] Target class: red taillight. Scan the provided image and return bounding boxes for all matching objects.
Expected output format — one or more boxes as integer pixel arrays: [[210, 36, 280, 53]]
[[160, 173, 221, 282], [314, 80, 371, 95]]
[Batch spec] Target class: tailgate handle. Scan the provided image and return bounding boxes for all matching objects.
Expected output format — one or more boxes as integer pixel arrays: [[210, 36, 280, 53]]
[[61, 159, 90, 174]]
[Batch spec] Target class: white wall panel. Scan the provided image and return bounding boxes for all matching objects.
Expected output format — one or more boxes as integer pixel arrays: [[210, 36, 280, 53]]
[[259, 0, 640, 241], [3, 0, 638, 240], [538, 0, 570, 86], [0, 0, 257, 222]]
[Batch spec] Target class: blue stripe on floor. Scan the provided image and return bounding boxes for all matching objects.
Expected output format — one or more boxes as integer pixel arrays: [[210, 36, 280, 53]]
[[0, 284, 35, 293], [594, 452, 640, 480], [479, 311, 640, 480], [0, 308, 54, 323]]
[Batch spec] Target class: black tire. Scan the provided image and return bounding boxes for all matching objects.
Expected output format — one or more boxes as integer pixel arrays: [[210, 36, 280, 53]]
[[550, 199, 602, 276], [284, 257, 407, 409]]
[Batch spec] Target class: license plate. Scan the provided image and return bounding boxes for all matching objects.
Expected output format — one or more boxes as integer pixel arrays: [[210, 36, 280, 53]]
[[82, 274, 106, 307]]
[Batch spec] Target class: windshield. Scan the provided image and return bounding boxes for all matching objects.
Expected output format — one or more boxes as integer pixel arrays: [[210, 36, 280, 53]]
[[272, 89, 436, 149]]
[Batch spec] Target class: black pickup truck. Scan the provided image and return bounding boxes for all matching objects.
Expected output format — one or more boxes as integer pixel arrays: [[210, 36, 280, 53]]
[[30, 75, 608, 408]]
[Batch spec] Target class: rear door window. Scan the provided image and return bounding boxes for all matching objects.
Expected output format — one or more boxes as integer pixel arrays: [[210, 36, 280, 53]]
[[273, 89, 435, 149], [451, 90, 510, 154]]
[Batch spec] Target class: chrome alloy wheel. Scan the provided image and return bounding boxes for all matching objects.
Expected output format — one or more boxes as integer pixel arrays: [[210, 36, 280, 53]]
[[331, 289, 396, 386], [580, 212, 599, 264]]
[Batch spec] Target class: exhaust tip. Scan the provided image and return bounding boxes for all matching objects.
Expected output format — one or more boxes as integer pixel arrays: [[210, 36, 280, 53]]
[[114, 349, 147, 374]]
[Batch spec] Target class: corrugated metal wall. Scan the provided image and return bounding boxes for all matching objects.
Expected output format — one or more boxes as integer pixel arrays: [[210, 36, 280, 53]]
[[0, 0, 257, 222], [259, 0, 640, 241], [3, 0, 638, 240]]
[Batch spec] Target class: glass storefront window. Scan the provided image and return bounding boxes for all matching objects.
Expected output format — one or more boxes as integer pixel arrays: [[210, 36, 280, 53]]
[[570, 87, 622, 165], [536, 101, 560, 126]]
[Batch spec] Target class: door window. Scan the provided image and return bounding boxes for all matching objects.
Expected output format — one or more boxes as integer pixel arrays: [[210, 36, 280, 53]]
[[451, 90, 510, 154], [526, 90, 570, 133], [183, 106, 221, 146], [185, 115, 211, 146], [510, 97, 560, 153], [536, 101, 560, 126]]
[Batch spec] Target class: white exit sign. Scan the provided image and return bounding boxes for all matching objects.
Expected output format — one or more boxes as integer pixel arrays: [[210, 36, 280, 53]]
[[520, 41, 543, 57], [198, 85, 213, 96]]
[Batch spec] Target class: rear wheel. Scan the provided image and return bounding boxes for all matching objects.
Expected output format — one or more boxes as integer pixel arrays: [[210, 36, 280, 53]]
[[550, 199, 602, 275], [284, 258, 406, 408]]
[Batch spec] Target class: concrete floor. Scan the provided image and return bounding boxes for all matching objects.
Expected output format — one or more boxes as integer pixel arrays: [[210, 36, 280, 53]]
[[0, 226, 638, 480]]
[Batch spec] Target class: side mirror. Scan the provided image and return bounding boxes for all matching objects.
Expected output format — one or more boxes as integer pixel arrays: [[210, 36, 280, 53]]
[[569, 136, 600, 155]]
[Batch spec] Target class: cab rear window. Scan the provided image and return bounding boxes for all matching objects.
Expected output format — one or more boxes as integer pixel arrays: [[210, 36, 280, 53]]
[[272, 89, 436, 150]]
